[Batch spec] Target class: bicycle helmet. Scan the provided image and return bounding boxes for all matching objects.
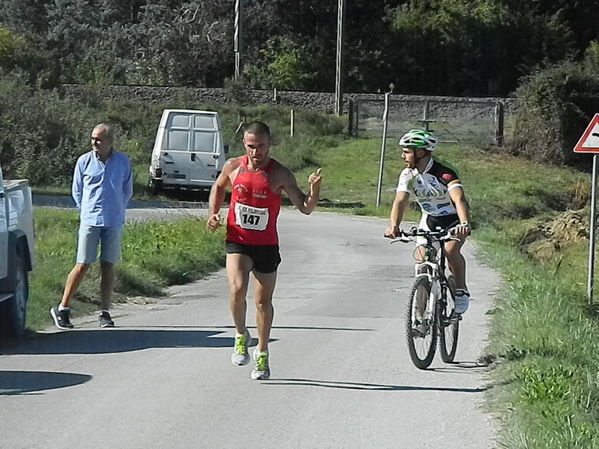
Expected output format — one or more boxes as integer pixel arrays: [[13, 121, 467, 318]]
[[398, 129, 437, 151]]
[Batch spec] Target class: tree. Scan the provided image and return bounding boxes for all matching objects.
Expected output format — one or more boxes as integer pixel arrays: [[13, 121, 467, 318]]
[[387, 0, 577, 95], [244, 36, 315, 90]]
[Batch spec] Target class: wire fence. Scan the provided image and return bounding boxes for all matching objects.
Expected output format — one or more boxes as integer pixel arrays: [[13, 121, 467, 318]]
[[349, 95, 515, 147]]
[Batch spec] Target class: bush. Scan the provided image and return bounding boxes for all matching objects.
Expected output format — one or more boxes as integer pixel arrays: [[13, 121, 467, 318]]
[[509, 61, 599, 168], [0, 71, 100, 184]]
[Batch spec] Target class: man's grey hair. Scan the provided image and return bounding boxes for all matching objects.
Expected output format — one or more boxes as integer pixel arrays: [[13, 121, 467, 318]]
[[94, 123, 115, 142]]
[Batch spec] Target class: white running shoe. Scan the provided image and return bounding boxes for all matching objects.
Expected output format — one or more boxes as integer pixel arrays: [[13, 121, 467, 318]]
[[454, 290, 470, 314], [251, 349, 270, 380], [231, 330, 251, 366]]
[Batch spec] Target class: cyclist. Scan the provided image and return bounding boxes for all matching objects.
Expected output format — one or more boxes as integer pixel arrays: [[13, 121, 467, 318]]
[[384, 129, 472, 314]]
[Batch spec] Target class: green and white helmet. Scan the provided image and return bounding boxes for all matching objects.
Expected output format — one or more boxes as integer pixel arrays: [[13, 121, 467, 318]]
[[398, 129, 437, 151]]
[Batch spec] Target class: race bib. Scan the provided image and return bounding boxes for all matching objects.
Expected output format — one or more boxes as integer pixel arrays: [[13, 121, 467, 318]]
[[234, 203, 269, 231]]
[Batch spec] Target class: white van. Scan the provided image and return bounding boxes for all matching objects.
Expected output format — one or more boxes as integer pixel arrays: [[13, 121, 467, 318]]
[[148, 109, 228, 194]]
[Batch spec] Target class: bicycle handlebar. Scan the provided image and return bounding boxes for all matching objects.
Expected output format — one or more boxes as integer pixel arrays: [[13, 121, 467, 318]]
[[385, 226, 461, 243]]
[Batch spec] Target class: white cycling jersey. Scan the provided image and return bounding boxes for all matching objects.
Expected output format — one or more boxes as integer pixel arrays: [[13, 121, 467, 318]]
[[396, 157, 462, 217]]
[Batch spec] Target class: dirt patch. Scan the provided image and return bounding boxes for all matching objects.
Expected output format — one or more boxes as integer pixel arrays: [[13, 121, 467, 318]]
[[519, 209, 589, 261]]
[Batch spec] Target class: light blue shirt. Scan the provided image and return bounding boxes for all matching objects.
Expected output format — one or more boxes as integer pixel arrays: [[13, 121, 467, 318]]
[[72, 150, 133, 227]]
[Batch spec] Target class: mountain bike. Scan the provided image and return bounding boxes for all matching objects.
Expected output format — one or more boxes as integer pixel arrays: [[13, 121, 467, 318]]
[[392, 227, 462, 369]]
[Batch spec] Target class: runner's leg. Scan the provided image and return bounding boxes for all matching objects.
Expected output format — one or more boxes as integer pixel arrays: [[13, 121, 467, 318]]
[[226, 253, 253, 334], [252, 270, 277, 352]]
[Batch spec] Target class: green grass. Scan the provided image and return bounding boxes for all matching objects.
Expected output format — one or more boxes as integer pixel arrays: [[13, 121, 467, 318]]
[[27, 208, 225, 330], [476, 229, 599, 448]]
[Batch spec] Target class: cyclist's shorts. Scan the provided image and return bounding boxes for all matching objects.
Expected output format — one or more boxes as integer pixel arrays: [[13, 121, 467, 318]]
[[417, 213, 460, 245], [226, 241, 281, 274]]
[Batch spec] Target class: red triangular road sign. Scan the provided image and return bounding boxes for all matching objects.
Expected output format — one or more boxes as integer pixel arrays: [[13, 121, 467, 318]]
[[574, 113, 599, 153]]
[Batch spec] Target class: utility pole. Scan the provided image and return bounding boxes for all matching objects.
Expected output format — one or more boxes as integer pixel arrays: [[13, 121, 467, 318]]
[[234, 0, 242, 79], [334, 0, 346, 116]]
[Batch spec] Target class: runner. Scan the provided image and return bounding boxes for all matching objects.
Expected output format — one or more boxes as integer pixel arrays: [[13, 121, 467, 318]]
[[207, 121, 322, 379]]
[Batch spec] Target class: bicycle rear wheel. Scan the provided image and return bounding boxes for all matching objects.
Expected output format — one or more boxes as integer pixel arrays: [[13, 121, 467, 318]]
[[405, 276, 437, 369], [439, 275, 459, 363]]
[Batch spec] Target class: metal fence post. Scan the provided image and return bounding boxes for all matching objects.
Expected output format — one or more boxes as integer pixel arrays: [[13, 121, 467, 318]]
[[376, 93, 390, 207], [495, 101, 505, 146], [354, 100, 360, 138], [348, 99, 354, 136]]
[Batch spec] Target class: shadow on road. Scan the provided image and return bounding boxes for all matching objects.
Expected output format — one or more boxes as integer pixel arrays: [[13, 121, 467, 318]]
[[0, 370, 92, 395], [1, 329, 231, 355], [428, 361, 488, 374], [263, 378, 487, 393], [188, 324, 376, 332]]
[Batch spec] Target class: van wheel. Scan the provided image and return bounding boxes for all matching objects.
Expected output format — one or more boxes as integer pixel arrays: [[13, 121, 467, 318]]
[[148, 178, 162, 195], [0, 254, 28, 337]]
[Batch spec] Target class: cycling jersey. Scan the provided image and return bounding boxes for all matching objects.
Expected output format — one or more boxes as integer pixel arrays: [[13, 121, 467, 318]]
[[227, 156, 281, 245], [396, 158, 462, 217]]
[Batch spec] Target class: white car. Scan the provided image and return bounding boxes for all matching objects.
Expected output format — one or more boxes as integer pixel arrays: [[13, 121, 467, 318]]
[[0, 165, 34, 337]]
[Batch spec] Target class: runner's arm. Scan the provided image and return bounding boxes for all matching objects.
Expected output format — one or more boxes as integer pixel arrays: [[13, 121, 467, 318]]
[[207, 159, 235, 230], [282, 167, 321, 215]]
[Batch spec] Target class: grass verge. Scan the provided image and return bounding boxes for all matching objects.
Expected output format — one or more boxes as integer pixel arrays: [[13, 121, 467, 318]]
[[477, 228, 599, 448], [27, 208, 225, 331]]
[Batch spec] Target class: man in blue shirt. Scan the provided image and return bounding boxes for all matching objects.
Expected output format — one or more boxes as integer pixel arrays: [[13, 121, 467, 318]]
[[50, 124, 133, 329]]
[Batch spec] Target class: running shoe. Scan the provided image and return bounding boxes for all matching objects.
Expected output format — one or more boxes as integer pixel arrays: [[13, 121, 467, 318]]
[[99, 311, 115, 328], [50, 306, 74, 330], [231, 329, 251, 366], [454, 290, 470, 314], [251, 349, 270, 380], [412, 321, 429, 337]]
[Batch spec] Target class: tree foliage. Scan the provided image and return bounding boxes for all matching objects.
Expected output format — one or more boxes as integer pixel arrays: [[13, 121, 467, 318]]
[[0, 0, 597, 95], [510, 59, 599, 167]]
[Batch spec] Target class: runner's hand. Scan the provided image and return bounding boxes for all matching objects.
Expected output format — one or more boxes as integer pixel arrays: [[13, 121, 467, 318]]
[[207, 213, 222, 231], [308, 168, 322, 187]]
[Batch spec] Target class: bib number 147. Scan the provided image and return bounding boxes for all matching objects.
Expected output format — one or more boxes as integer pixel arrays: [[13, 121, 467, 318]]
[[234, 203, 269, 231]]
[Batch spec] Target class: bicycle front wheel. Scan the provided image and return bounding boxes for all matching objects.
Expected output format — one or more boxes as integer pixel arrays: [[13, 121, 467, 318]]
[[405, 276, 437, 369], [439, 275, 459, 363]]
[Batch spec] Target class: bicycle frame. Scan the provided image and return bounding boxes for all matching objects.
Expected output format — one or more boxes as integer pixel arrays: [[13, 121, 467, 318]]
[[413, 234, 450, 320]]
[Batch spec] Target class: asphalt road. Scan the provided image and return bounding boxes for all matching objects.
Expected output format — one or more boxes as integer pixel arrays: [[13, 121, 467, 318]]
[[0, 206, 499, 449]]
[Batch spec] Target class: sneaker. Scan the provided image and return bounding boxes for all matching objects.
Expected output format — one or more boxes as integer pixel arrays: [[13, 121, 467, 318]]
[[50, 306, 74, 330], [251, 349, 270, 380], [231, 329, 251, 366], [454, 290, 470, 314], [412, 321, 429, 337], [99, 311, 115, 328]]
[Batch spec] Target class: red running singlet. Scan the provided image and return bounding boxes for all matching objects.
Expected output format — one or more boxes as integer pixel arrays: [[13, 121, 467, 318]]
[[226, 156, 281, 245]]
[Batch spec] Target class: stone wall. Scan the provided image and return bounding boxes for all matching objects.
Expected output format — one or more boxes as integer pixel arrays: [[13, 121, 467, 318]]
[[59, 84, 514, 115]]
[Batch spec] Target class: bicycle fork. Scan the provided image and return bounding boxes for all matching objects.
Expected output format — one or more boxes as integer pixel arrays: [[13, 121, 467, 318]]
[[414, 261, 440, 324]]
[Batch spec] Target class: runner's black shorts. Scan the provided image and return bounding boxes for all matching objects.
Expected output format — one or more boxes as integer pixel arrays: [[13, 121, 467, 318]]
[[226, 241, 281, 274]]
